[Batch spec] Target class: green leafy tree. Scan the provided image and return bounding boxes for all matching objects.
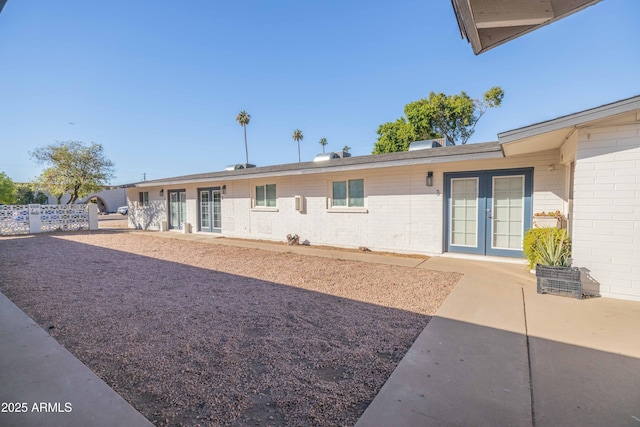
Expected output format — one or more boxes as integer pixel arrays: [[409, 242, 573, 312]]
[[0, 171, 16, 204], [372, 86, 504, 153], [319, 137, 328, 153], [292, 129, 304, 162], [372, 118, 418, 154], [235, 110, 251, 165], [30, 141, 115, 204], [404, 100, 444, 141], [342, 145, 351, 153], [14, 182, 48, 205], [419, 87, 504, 146]]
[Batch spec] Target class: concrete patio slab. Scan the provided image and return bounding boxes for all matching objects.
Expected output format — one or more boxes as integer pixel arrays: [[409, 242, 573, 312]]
[[524, 288, 640, 426], [358, 255, 640, 427], [357, 257, 534, 427]]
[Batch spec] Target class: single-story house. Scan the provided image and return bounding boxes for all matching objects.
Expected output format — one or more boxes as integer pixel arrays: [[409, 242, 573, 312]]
[[127, 95, 640, 301], [48, 187, 127, 214]]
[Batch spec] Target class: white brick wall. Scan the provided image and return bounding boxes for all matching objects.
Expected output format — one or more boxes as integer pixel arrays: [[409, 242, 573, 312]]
[[572, 124, 640, 301], [128, 152, 565, 258], [126, 188, 167, 230]]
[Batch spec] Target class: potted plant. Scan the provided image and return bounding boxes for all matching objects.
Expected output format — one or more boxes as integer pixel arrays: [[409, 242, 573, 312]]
[[523, 227, 582, 299], [533, 210, 567, 229]]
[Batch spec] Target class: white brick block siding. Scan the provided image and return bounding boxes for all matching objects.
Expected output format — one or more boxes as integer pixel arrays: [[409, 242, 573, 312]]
[[572, 125, 640, 301], [127, 152, 564, 258], [126, 188, 167, 230]]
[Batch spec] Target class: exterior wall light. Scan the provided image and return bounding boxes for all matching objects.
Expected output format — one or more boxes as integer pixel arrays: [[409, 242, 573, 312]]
[[426, 171, 433, 187], [159, 189, 164, 197], [222, 185, 226, 194]]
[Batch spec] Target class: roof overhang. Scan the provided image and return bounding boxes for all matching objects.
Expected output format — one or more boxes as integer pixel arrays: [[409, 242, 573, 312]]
[[0, 1, 7, 15], [499, 95, 640, 156], [451, 0, 602, 54], [133, 142, 504, 188]]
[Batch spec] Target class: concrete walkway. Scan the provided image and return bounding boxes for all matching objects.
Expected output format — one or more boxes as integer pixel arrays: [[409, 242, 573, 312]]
[[356, 257, 640, 427], [0, 293, 153, 427], [2, 230, 640, 426]]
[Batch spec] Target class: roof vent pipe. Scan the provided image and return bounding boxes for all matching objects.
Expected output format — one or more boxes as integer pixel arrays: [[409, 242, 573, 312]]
[[224, 163, 256, 171], [408, 140, 444, 151], [313, 153, 340, 162]]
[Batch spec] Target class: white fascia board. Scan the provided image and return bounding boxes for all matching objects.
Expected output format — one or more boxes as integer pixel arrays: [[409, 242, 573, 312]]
[[499, 96, 640, 144], [134, 150, 504, 187], [241, 151, 504, 179]]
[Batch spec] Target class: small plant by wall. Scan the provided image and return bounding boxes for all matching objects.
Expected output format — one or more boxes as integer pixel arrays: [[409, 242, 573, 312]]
[[523, 227, 572, 270]]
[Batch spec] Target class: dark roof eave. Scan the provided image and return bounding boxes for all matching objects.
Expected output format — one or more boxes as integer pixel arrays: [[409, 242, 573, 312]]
[[134, 142, 503, 187], [451, 0, 603, 55]]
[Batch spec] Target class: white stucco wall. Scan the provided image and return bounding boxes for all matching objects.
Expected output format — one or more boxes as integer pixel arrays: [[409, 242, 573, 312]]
[[126, 188, 167, 230], [128, 151, 563, 257], [571, 122, 640, 301], [50, 188, 127, 213]]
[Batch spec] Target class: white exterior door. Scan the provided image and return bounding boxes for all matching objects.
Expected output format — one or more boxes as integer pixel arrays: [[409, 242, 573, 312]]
[[445, 168, 533, 257]]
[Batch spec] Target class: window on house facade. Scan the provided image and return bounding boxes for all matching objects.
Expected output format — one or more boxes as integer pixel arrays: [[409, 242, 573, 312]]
[[256, 184, 277, 207], [138, 191, 149, 206], [332, 179, 364, 207]]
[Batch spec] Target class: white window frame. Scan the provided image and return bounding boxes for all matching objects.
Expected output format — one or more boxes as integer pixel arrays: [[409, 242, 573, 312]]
[[490, 174, 525, 251], [252, 184, 278, 212], [449, 177, 478, 248], [138, 191, 149, 207], [327, 179, 368, 213]]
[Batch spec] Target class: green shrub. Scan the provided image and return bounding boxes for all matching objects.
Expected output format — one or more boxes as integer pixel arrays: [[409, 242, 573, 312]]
[[523, 227, 572, 270]]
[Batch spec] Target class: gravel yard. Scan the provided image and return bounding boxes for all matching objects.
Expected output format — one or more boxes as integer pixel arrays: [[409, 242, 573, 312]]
[[0, 231, 460, 426]]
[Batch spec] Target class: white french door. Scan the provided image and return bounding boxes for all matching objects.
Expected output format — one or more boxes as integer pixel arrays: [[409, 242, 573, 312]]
[[445, 169, 533, 257], [198, 187, 222, 233], [168, 190, 187, 230]]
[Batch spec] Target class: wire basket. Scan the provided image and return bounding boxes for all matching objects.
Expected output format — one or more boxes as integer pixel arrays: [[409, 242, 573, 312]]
[[536, 264, 582, 299]]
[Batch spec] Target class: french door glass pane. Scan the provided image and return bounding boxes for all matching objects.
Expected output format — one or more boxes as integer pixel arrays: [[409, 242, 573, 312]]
[[492, 176, 524, 250], [180, 192, 186, 228], [170, 192, 179, 228], [200, 191, 210, 229], [213, 191, 221, 229], [450, 178, 478, 246]]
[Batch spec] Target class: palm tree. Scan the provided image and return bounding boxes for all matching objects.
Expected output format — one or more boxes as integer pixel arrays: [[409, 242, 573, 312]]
[[235, 111, 251, 165], [319, 137, 328, 154], [343, 145, 351, 153], [292, 129, 304, 162]]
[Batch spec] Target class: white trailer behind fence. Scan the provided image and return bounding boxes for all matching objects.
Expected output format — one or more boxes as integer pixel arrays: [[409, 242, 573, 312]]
[[0, 204, 99, 236]]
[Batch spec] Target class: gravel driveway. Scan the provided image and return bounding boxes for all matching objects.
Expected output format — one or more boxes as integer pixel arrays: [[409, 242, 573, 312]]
[[0, 231, 460, 426]]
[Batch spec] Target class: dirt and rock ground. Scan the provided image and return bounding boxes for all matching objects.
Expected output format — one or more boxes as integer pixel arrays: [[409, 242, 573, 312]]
[[0, 231, 461, 426]]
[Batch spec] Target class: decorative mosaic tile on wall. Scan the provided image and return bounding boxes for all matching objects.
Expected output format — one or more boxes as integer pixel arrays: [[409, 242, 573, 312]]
[[40, 205, 89, 232], [0, 205, 30, 235], [0, 205, 90, 235]]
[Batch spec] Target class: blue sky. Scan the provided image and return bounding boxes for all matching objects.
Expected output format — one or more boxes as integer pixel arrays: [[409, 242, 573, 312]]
[[1, 1, 638, 185]]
